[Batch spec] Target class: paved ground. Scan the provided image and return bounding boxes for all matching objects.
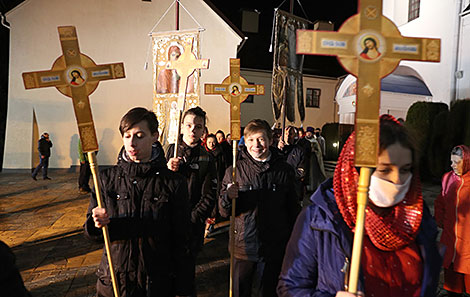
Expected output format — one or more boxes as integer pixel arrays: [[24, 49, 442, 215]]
[[0, 169, 446, 296]]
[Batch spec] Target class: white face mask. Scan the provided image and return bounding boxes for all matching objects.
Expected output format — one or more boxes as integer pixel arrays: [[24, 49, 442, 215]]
[[368, 174, 412, 208]]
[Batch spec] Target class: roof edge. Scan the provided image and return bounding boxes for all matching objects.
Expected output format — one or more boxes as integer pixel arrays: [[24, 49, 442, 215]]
[[202, 0, 245, 40]]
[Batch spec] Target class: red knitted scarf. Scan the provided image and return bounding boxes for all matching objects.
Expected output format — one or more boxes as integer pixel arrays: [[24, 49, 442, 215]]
[[333, 133, 423, 251]]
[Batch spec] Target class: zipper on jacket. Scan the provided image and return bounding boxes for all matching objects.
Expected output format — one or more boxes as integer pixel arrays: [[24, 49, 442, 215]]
[[452, 177, 465, 263]]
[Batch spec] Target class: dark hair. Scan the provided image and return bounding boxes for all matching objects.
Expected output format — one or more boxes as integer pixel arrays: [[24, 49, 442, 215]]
[[206, 133, 217, 141], [379, 114, 417, 169], [244, 119, 273, 141], [182, 106, 206, 126], [216, 130, 225, 138], [361, 37, 377, 54], [167, 45, 181, 59], [451, 146, 463, 157], [119, 107, 159, 136]]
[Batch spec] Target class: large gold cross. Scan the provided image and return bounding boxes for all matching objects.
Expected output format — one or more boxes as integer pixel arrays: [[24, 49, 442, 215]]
[[204, 58, 265, 140], [166, 39, 209, 111], [22, 26, 125, 152], [297, 0, 440, 167]]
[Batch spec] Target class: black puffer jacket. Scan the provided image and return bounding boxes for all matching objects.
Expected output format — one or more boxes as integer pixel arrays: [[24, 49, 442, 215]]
[[166, 141, 217, 226], [38, 136, 52, 157], [219, 147, 301, 261], [84, 147, 193, 297]]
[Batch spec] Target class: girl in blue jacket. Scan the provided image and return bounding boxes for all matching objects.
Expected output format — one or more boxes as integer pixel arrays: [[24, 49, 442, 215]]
[[278, 115, 441, 297]]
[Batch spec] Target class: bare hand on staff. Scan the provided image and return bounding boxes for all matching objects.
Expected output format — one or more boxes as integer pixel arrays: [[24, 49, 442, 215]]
[[227, 182, 239, 200], [167, 157, 181, 172], [336, 291, 364, 297], [277, 139, 286, 150], [92, 207, 110, 228]]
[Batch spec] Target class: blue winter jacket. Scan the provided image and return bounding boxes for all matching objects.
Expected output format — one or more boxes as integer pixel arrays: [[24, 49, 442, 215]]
[[277, 178, 442, 297]]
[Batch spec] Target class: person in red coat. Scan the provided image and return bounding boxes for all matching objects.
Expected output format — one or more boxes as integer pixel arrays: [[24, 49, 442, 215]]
[[435, 145, 470, 296]]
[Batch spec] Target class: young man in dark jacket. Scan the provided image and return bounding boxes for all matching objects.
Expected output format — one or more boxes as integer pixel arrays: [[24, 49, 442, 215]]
[[32, 132, 53, 180], [84, 107, 194, 297], [219, 119, 301, 297], [277, 126, 306, 201], [166, 107, 217, 257]]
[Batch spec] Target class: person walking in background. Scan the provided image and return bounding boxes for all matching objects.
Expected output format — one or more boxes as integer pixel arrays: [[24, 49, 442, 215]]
[[204, 133, 228, 237], [304, 127, 325, 192], [314, 127, 326, 157], [166, 107, 218, 261], [278, 126, 306, 201], [216, 130, 233, 166], [434, 145, 470, 297], [32, 132, 53, 181], [78, 139, 92, 194]]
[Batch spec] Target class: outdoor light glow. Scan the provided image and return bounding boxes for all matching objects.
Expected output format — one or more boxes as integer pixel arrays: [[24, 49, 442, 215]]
[[333, 142, 339, 148]]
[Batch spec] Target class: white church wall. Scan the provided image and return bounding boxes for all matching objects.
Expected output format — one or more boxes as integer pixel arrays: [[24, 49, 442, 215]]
[[383, 0, 460, 105], [301, 75, 338, 129], [4, 0, 241, 169], [456, 14, 470, 99]]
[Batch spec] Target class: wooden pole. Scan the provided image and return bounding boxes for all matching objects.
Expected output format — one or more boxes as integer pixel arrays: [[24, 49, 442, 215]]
[[176, 0, 179, 30], [229, 140, 238, 297], [347, 167, 372, 293], [88, 152, 120, 297]]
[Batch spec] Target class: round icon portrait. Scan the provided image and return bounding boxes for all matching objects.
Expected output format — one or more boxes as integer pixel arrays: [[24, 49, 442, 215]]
[[229, 83, 242, 97], [66, 66, 87, 87], [356, 33, 385, 62]]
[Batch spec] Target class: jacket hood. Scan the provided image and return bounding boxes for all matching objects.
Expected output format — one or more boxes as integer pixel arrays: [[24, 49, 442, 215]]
[[308, 178, 344, 233], [458, 145, 470, 176]]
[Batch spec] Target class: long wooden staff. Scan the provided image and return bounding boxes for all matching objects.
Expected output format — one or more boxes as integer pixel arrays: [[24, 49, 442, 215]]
[[88, 152, 120, 297], [347, 167, 372, 293], [229, 140, 238, 297]]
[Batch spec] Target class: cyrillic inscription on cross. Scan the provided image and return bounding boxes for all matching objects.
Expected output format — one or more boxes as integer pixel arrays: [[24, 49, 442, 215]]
[[22, 26, 125, 152], [297, 0, 440, 167], [204, 58, 265, 140]]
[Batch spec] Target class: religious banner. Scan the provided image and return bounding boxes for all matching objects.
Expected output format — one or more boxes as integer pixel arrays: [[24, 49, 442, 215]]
[[152, 29, 202, 145], [271, 9, 309, 124]]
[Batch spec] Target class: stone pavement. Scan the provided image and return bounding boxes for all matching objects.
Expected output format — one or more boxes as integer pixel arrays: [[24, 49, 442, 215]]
[[0, 169, 229, 297], [0, 169, 445, 297]]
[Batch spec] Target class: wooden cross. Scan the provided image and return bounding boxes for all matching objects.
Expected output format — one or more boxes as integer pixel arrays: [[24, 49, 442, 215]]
[[21, 26, 124, 297], [297, 0, 440, 167], [22, 26, 125, 152], [165, 39, 209, 155], [204, 58, 265, 140]]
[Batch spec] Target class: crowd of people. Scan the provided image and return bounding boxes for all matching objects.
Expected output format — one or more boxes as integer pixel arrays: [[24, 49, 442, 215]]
[[5, 105, 470, 297]]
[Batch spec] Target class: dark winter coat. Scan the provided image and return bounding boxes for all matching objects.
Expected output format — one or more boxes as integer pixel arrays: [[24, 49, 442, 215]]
[[219, 147, 301, 262], [277, 178, 442, 297], [166, 141, 217, 251], [166, 141, 217, 224], [0, 240, 32, 297], [38, 136, 52, 157], [84, 147, 194, 297]]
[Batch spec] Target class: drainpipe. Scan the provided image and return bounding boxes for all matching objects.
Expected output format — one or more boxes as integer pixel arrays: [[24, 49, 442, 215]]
[[453, 0, 463, 101], [1, 12, 10, 29]]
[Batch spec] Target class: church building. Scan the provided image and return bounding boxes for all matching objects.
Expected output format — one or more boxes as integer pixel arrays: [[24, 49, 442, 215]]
[[3, 0, 243, 169]]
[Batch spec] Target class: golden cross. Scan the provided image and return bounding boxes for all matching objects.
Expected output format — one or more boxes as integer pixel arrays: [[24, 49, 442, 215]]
[[22, 26, 124, 296], [297, 0, 440, 167], [165, 39, 209, 111], [22, 26, 125, 152], [204, 58, 265, 140]]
